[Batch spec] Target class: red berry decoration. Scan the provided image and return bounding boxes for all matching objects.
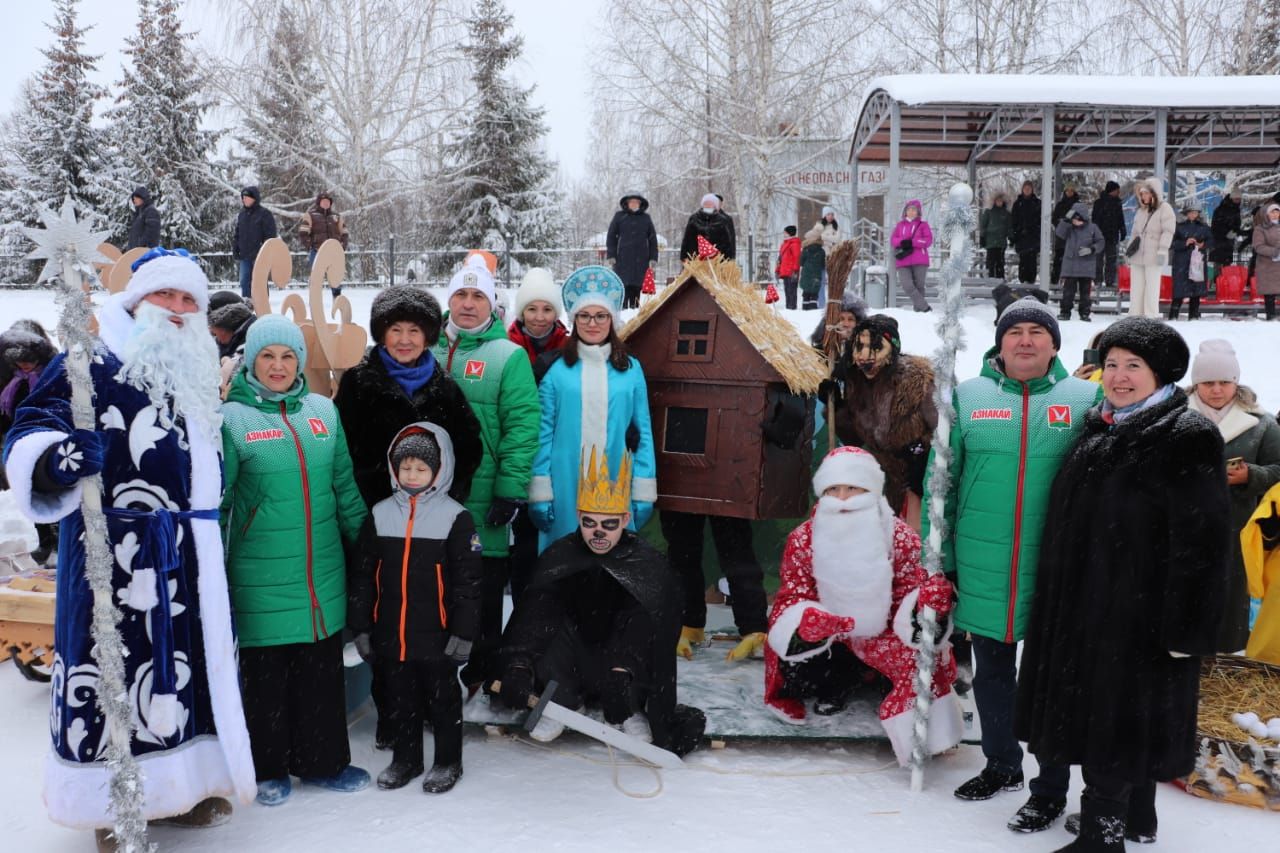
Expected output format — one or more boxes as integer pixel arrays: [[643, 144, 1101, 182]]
[[696, 235, 719, 260], [641, 267, 656, 295], [764, 283, 780, 304]]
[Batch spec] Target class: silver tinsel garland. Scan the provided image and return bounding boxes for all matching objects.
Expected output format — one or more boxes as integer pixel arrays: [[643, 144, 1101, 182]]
[[25, 202, 153, 851], [909, 183, 973, 792]]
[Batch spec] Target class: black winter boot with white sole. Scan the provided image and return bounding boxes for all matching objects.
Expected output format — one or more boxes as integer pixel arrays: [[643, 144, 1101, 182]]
[[1007, 794, 1066, 832], [954, 767, 1024, 800]]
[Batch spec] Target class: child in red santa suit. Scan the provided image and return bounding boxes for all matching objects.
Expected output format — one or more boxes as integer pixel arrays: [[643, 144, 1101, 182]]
[[764, 446, 962, 765]]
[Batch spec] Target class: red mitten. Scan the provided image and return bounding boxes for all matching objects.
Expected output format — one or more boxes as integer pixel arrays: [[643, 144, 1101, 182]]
[[696, 235, 719, 260], [918, 574, 954, 614], [796, 607, 856, 643]]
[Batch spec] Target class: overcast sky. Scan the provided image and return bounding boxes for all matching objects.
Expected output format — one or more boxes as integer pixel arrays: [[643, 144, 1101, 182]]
[[0, 0, 600, 177]]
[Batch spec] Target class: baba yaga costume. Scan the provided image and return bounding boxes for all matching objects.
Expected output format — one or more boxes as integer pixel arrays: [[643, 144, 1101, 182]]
[[2, 252, 255, 829], [499, 450, 706, 756], [764, 447, 961, 765]]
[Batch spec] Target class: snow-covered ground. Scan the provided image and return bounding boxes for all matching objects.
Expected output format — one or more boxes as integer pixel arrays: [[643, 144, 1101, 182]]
[[1, 286, 1278, 851]]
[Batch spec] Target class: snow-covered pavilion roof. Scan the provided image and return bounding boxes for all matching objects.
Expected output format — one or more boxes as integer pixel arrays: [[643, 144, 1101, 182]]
[[851, 74, 1280, 169]]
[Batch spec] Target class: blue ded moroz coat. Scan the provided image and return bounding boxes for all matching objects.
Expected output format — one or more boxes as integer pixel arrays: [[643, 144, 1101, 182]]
[[1, 295, 255, 828]]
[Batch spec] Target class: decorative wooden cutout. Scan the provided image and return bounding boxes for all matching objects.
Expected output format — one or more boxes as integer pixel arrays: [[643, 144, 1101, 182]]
[[250, 237, 294, 316], [105, 246, 149, 294]]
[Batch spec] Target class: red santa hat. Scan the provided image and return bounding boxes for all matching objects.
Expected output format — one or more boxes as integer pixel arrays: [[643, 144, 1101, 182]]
[[812, 446, 884, 498]]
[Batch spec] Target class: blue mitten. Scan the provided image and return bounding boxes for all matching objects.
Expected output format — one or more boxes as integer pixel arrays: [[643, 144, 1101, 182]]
[[528, 501, 555, 532], [630, 500, 654, 530], [46, 430, 105, 487]]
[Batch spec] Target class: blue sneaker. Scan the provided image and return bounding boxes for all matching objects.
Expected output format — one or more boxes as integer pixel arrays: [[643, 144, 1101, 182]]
[[256, 777, 292, 806], [300, 765, 371, 793]]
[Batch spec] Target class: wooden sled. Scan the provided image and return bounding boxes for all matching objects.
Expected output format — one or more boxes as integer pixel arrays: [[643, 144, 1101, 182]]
[[0, 569, 56, 682]]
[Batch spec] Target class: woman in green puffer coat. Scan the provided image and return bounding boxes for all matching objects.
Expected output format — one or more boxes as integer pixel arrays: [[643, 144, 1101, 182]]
[[220, 314, 370, 805]]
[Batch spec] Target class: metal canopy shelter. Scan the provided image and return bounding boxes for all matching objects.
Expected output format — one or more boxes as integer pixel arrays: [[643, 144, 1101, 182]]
[[848, 74, 1280, 300]]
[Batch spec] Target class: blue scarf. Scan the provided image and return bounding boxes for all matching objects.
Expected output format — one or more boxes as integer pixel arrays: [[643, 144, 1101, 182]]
[[1100, 383, 1176, 425], [379, 346, 435, 398]]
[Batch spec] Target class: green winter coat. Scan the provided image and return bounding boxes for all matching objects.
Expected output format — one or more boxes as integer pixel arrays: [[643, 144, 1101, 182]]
[[799, 241, 826, 298], [922, 350, 1102, 643], [220, 371, 368, 647], [432, 314, 540, 556], [980, 205, 1012, 250]]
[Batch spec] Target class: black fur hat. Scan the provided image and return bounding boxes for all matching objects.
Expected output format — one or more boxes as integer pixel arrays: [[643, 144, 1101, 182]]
[[0, 322, 56, 370], [1097, 316, 1190, 386], [370, 286, 442, 347]]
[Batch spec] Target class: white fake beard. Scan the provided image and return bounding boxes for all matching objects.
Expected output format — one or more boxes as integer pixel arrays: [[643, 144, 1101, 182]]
[[810, 492, 895, 638], [117, 301, 224, 446]]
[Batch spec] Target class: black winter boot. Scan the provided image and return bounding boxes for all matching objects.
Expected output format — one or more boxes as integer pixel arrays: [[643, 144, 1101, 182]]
[[954, 767, 1024, 800], [422, 763, 463, 794], [377, 759, 424, 790], [1007, 793, 1066, 832], [1056, 796, 1127, 851]]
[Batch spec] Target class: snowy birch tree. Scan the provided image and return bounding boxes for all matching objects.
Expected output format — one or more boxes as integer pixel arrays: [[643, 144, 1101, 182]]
[[0, 0, 109, 231], [105, 0, 226, 251], [429, 0, 564, 262], [1118, 0, 1235, 75]]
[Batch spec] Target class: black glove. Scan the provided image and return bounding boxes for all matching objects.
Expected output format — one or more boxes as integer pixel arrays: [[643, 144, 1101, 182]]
[[600, 668, 635, 725], [1258, 501, 1280, 551], [485, 497, 524, 527], [898, 238, 913, 251], [443, 635, 472, 664], [817, 378, 842, 405], [353, 632, 374, 664], [499, 665, 535, 710]]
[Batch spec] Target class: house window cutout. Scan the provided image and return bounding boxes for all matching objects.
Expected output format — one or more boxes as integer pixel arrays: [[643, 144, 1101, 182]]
[[672, 316, 716, 361], [664, 407, 709, 455]]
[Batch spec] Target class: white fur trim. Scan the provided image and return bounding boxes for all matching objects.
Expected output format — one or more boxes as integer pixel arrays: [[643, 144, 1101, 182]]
[[528, 475, 553, 503], [767, 601, 834, 661], [148, 693, 180, 739], [570, 293, 619, 324], [891, 589, 955, 648], [96, 293, 134, 359], [579, 344, 610, 462], [124, 254, 210, 312], [185, 418, 257, 805], [765, 701, 807, 726], [126, 567, 159, 612], [813, 448, 885, 497], [4, 430, 81, 523], [880, 691, 963, 767], [631, 477, 657, 503], [44, 737, 240, 829]]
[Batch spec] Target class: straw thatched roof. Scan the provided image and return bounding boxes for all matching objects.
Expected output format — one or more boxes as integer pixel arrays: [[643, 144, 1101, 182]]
[[620, 257, 828, 395]]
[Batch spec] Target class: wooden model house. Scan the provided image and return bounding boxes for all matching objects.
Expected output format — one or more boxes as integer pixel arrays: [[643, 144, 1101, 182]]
[[620, 258, 828, 520]]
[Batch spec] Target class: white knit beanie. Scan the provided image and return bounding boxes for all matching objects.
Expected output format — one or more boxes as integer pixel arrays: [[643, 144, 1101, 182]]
[[123, 251, 210, 312], [1190, 339, 1240, 385], [515, 267, 563, 318], [812, 446, 885, 497], [700, 193, 720, 210], [446, 254, 496, 310]]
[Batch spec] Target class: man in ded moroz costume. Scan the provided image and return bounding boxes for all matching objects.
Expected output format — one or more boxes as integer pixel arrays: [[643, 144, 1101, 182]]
[[3, 249, 256, 845], [764, 446, 962, 765]]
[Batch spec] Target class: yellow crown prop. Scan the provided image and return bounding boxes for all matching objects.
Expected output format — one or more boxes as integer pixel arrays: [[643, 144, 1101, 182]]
[[576, 446, 632, 514]]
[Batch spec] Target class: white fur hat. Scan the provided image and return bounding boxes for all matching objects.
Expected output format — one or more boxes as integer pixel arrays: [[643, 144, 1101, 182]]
[[1190, 339, 1240, 385], [812, 446, 885, 497], [447, 254, 496, 310], [123, 250, 210, 313], [822, 206, 835, 218], [700, 192, 720, 210], [515, 267, 563, 318]]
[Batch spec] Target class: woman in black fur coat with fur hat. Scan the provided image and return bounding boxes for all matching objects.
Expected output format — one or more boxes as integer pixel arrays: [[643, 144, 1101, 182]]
[[0, 320, 59, 562], [1015, 316, 1230, 851]]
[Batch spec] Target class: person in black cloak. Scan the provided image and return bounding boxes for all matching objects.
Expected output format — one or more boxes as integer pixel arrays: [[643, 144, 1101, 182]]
[[497, 448, 705, 757], [1014, 316, 1230, 851]]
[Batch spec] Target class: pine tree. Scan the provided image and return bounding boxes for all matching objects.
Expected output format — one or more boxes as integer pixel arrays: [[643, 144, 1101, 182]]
[[432, 0, 563, 266], [0, 0, 109, 229], [106, 0, 225, 251]]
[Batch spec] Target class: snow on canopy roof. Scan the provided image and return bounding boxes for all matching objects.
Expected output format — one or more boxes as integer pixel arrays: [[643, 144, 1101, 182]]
[[852, 74, 1280, 169], [619, 256, 828, 395]]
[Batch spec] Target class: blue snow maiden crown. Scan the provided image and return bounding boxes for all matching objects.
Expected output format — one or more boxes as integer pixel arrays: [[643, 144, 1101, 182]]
[[561, 265, 625, 319]]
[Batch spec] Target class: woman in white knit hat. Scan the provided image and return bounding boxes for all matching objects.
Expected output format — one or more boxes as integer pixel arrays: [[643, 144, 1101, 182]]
[[506, 267, 569, 381], [1187, 338, 1280, 651]]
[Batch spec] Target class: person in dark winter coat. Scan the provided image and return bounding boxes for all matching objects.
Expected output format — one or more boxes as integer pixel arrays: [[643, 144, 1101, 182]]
[[1210, 189, 1243, 266], [1054, 202, 1104, 321], [0, 320, 59, 560], [298, 192, 350, 296], [1015, 317, 1230, 851], [979, 193, 1012, 279], [798, 224, 826, 309], [335, 286, 482, 508], [126, 186, 161, 250], [776, 225, 801, 309], [831, 314, 937, 528], [1169, 205, 1214, 320], [232, 186, 278, 300], [1049, 185, 1080, 283], [1011, 181, 1042, 284], [1186, 340, 1280, 652], [498, 451, 706, 757], [1089, 180, 1126, 287], [349, 423, 483, 794], [208, 298, 256, 399], [680, 193, 735, 260], [606, 192, 658, 309]]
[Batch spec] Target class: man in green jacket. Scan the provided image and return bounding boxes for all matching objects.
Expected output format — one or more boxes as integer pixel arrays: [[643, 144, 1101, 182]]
[[433, 255, 540, 689], [922, 297, 1101, 834]]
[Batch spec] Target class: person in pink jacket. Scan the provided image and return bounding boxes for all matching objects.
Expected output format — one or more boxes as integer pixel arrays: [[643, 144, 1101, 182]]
[[891, 200, 933, 312]]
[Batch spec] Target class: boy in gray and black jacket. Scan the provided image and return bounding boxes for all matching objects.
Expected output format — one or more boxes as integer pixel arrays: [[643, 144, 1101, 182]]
[[349, 421, 483, 794]]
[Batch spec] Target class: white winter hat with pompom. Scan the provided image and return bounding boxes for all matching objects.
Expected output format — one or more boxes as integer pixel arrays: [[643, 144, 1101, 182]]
[[515, 267, 562, 319]]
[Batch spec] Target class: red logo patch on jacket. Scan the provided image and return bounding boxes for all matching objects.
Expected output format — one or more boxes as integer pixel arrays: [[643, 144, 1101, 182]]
[[308, 417, 330, 439], [464, 359, 486, 381], [246, 429, 284, 443], [971, 408, 1012, 421], [1047, 405, 1072, 430]]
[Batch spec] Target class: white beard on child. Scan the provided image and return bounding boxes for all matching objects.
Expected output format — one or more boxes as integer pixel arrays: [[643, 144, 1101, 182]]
[[810, 491, 895, 638]]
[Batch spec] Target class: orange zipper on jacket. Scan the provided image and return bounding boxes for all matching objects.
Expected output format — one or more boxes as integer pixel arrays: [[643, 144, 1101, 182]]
[[280, 402, 326, 641], [399, 494, 417, 661], [1006, 383, 1031, 643], [436, 563, 447, 630]]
